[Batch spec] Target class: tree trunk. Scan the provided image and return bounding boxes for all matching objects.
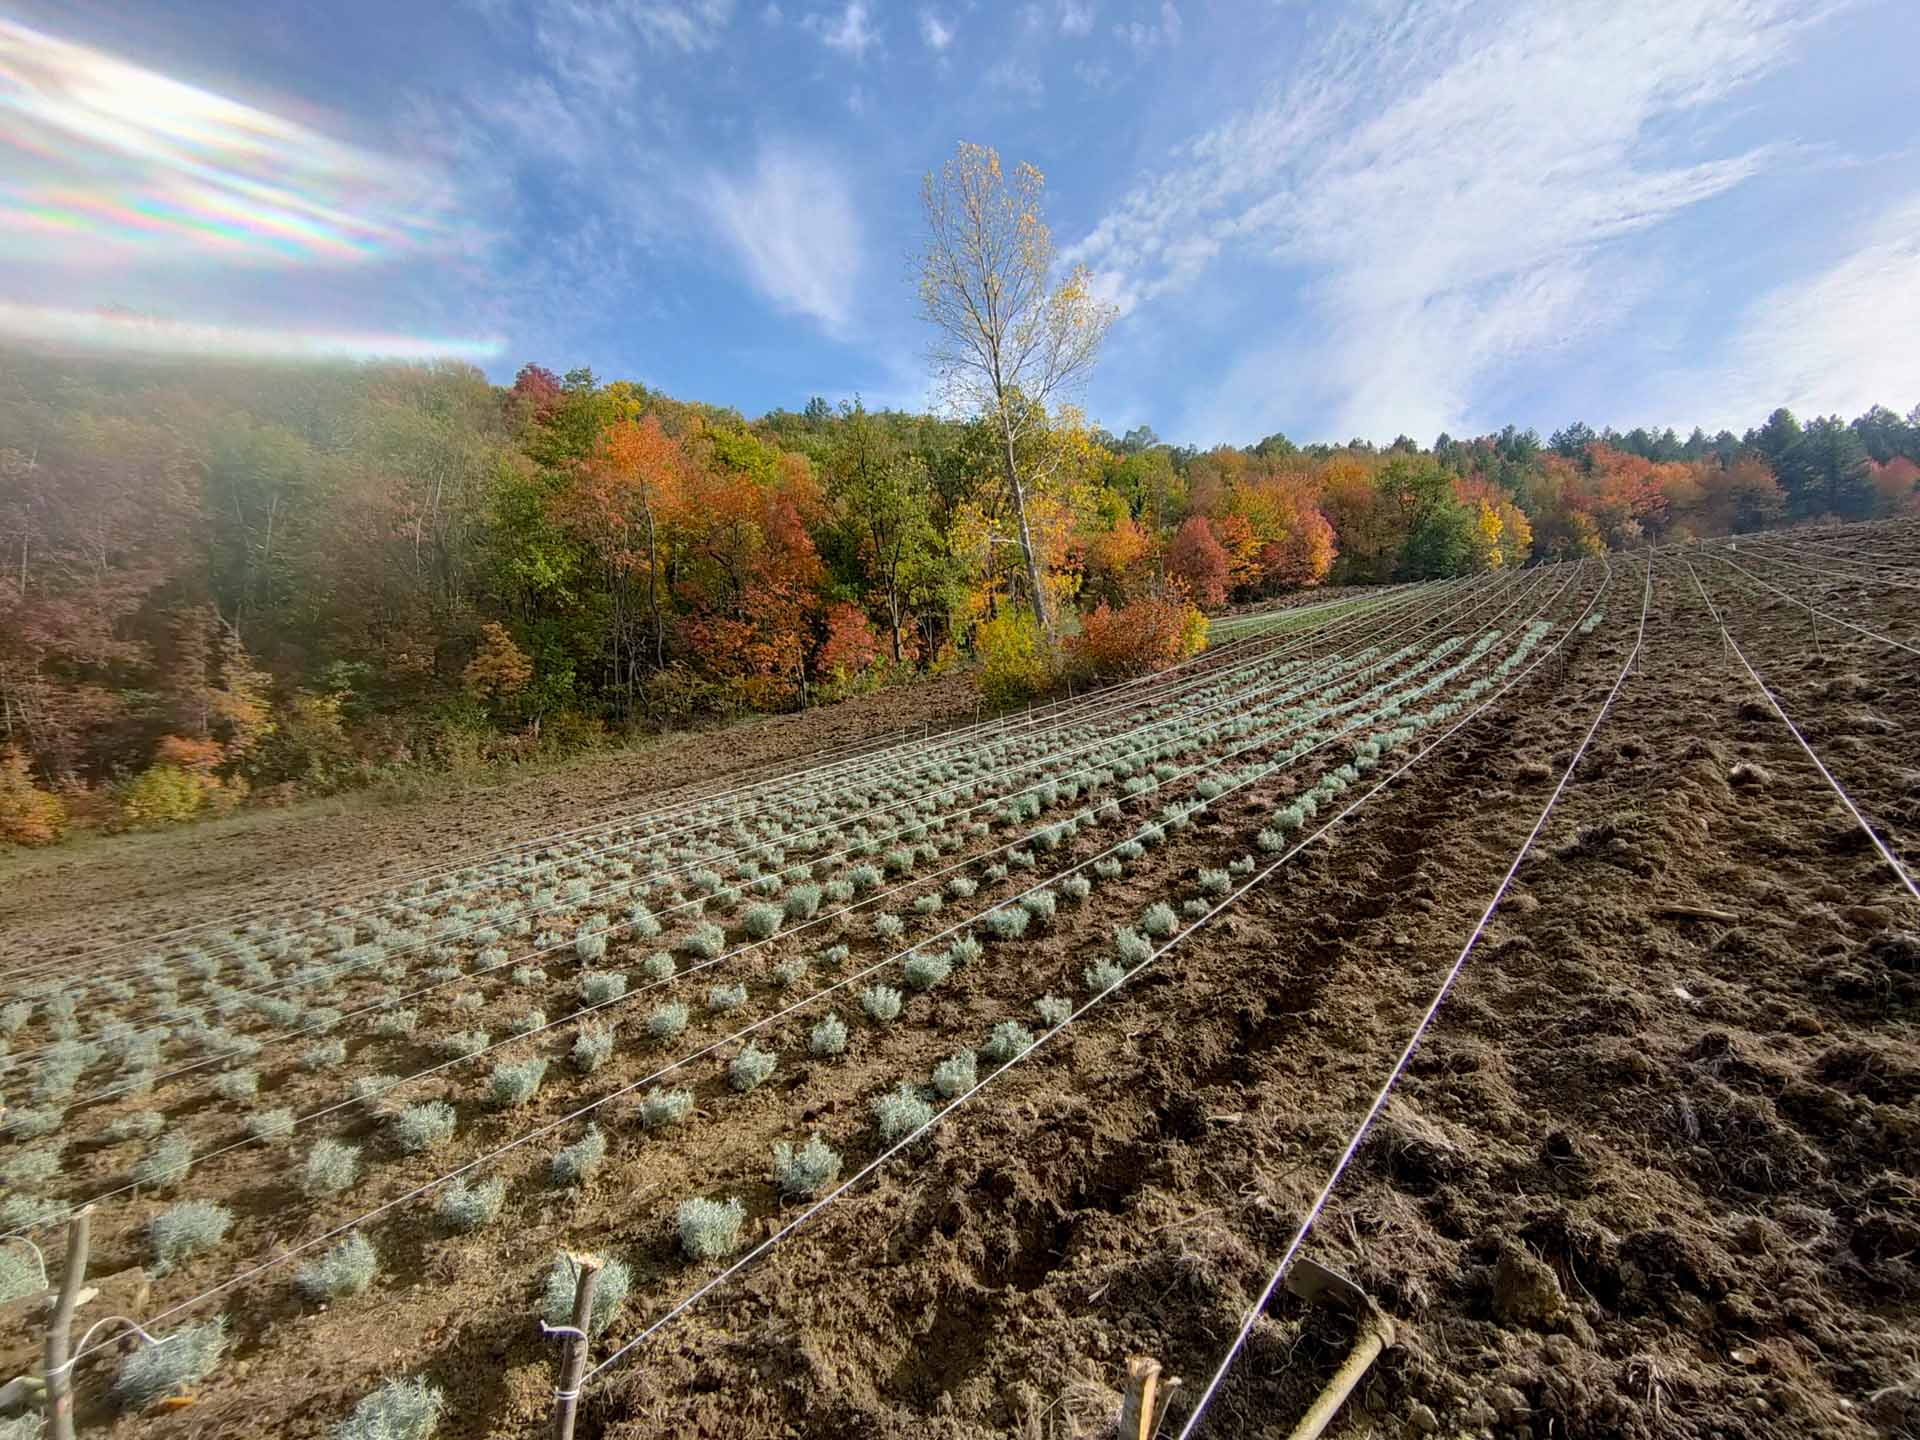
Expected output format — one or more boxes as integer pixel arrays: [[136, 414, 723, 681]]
[[644, 499, 664, 671], [996, 410, 1053, 643]]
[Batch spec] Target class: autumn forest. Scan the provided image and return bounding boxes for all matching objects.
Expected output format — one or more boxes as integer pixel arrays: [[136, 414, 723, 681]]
[[3, 335, 1915, 847]]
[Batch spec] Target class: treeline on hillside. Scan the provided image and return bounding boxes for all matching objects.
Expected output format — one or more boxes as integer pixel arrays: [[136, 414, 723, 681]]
[[1, 342, 1916, 842]]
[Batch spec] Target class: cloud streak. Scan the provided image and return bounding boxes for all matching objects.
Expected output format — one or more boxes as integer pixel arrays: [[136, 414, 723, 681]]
[[1659, 192, 1920, 428], [706, 143, 865, 337], [1069, 0, 1832, 441]]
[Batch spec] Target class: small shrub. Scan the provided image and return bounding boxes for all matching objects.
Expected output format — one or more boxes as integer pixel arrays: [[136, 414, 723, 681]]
[[741, 903, 783, 940], [106, 1111, 166, 1143], [450, 992, 484, 1013], [902, 950, 951, 991], [573, 1021, 616, 1073], [574, 928, 608, 964], [770, 956, 807, 988], [1140, 903, 1178, 939], [784, 884, 822, 920], [637, 1089, 694, 1128], [551, 1126, 608, 1185], [0, 1246, 39, 1304], [133, 1134, 194, 1192], [248, 1108, 297, 1144], [579, 970, 627, 1005], [507, 1009, 547, 1037], [1061, 875, 1092, 902], [947, 876, 978, 899], [1034, 995, 1072, 1026], [931, 1051, 976, 1098], [297, 1231, 379, 1303], [707, 982, 747, 1012], [985, 907, 1029, 940], [489, 1059, 548, 1108], [353, 1075, 398, 1108], [512, 966, 548, 986], [912, 893, 944, 916], [1093, 858, 1124, 881], [861, 985, 903, 1023], [332, 1376, 445, 1440], [3, 1108, 59, 1139], [1196, 868, 1231, 895], [304, 1139, 361, 1196], [540, 1253, 633, 1335], [437, 1176, 506, 1232], [809, 1013, 848, 1056], [683, 923, 727, 959], [948, 935, 983, 967], [391, 1102, 457, 1154], [871, 1082, 934, 1145], [729, 1043, 777, 1092], [370, 1009, 419, 1038], [647, 1001, 689, 1039], [981, 1021, 1036, 1063], [822, 943, 850, 965], [1114, 927, 1153, 964], [1084, 959, 1126, 995], [1020, 889, 1057, 924], [0, 1146, 61, 1185], [112, 1316, 226, 1408], [150, 1201, 233, 1274], [212, 1070, 259, 1102], [772, 1135, 842, 1198], [676, 1197, 746, 1260], [439, 1030, 489, 1059], [640, 950, 676, 981], [870, 912, 906, 941]]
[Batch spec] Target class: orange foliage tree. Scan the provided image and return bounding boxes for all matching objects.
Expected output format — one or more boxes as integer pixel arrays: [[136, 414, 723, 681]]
[[1072, 593, 1207, 678], [549, 414, 688, 708]]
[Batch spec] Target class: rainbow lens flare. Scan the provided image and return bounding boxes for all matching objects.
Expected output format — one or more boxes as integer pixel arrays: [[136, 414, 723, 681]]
[[0, 18, 497, 360]]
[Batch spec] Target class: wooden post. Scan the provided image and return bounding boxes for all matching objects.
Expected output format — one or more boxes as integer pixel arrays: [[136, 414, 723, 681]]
[[550, 1253, 603, 1440], [1119, 1355, 1162, 1440], [45, 1206, 92, 1440]]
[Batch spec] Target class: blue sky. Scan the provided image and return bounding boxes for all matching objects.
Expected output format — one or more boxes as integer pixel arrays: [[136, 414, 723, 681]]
[[3, 0, 1916, 446]]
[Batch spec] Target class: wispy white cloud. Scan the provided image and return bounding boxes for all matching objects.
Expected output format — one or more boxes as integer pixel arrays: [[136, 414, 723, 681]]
[[805, 1, 880, 58], [985, 57, 1045, 102], [1060, 0, 1096, 37], [1071, 0, 1831, 441], [705, 143, 865, 337], [1114, 1, 1181, 52], [531, 0, 736, 96], [1657, 193, 1920, 428], [919, 9, 955, 50], [1074, 57, 1114, 89]]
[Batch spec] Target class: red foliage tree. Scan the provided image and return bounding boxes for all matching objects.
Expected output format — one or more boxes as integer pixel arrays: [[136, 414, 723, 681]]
[[816, 602, 883, 682], [1166, 516, 1231, 609]]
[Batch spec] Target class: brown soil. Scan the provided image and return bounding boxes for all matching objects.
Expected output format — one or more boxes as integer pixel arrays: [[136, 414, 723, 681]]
[[3, 542, 1916, 1440]]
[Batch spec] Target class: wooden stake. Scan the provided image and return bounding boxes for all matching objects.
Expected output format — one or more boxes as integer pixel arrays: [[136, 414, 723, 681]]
[[550, 1254, 603, 1440], [45, 1206, 92, 1440], [1119, 1355, 1162, 1440]]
